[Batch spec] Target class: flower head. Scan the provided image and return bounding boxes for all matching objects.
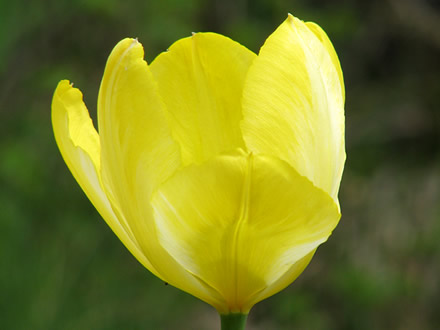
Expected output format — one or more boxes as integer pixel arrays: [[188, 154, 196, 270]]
[[52, 14, 345, 314]]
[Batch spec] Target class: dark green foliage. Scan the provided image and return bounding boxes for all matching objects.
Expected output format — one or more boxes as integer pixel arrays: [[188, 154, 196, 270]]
[[1, 0, 439, 329]]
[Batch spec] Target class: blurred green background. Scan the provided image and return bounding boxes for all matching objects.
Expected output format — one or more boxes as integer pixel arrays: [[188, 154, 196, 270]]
[[1, 0, 439, 329]]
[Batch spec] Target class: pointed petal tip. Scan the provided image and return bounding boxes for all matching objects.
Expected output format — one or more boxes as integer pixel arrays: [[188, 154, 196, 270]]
[[52, 80, 85, 118], [286, 13, 300, 24], [107, 38, 145, 67], [54, 79, 73, 95]]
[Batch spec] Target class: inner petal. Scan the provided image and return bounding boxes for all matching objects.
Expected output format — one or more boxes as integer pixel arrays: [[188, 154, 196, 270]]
[[150, 33, 256, 165]]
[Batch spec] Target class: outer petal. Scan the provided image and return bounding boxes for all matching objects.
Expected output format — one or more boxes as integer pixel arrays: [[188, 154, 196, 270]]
[[241, 14, 345, 202], [305, 22, 345, 102], [251, 250, 315, 305], [97, 38, 180, 200], [150, 33, 256, 165], [96, 39, 223, 307], [51, 80, 154, 273], [152, 150, 340, 313]]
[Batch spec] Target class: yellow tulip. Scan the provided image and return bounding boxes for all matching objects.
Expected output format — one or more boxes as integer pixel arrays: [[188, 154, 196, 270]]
[[52, 13, 345, 326]]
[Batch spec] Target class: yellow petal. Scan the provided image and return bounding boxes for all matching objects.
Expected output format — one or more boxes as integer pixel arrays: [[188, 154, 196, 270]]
[[251, 250, 315, 305], [241, 14, 345, 202], [152, 150, 340, 313], [51, 80, 155, 274], [150, 33, 256, 165], [96, 39, 222, 307], [97, 38, 180, 199], [305, 21, 345, 102]]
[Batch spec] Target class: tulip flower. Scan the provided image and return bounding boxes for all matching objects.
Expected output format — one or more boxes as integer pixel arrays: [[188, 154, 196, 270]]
[[52, 13, 345, 329]]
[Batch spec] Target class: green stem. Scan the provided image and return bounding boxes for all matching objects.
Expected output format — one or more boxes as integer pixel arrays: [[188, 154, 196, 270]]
[[220, 313, 248, 330]]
